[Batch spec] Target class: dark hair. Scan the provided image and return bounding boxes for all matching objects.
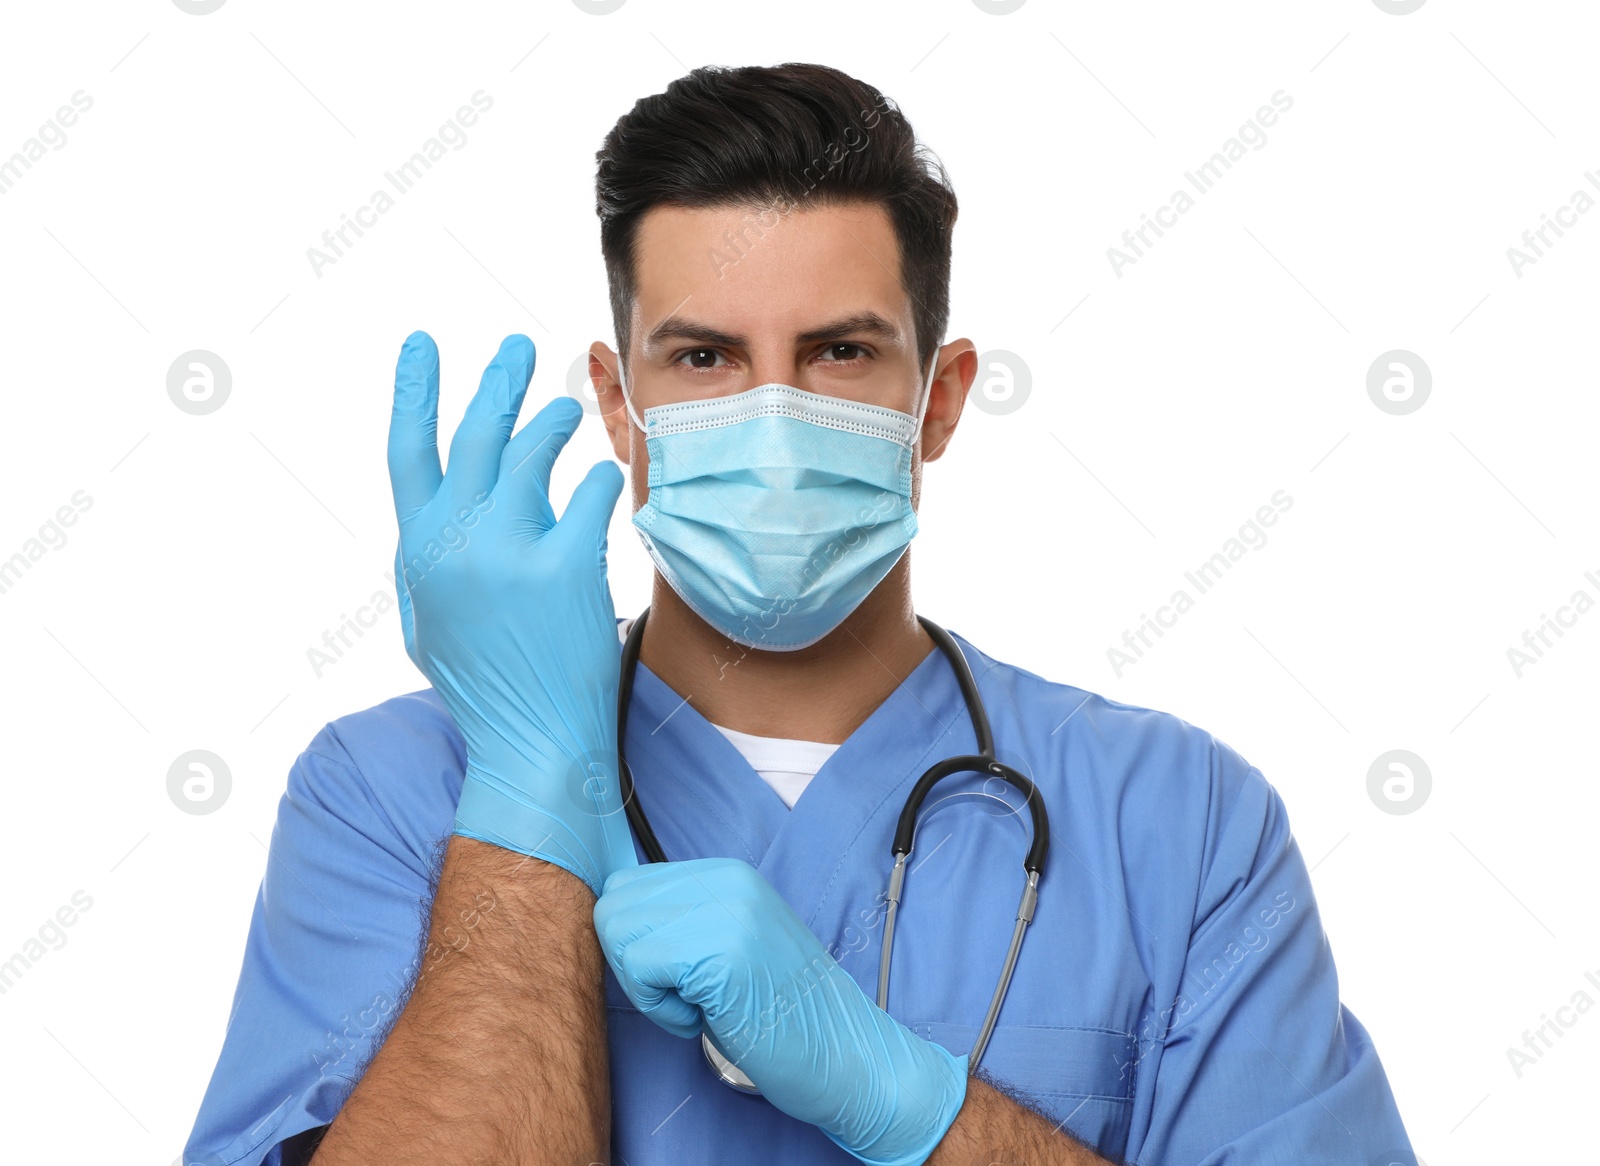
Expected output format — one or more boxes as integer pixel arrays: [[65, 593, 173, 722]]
[[595, 63, 958, 371]]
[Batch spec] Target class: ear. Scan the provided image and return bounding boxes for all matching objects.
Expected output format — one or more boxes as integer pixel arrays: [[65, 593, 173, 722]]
[[920, 340, 977, 464], [591, 342, 631, 464]]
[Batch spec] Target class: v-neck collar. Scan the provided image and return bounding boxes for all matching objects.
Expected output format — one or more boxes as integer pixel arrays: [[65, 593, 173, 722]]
[[621, 634, 979, 928]]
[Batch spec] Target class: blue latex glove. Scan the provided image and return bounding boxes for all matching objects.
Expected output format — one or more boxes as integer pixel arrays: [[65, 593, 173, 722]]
[[594, 857, 969, 1165], [387, 331, 638, 895]]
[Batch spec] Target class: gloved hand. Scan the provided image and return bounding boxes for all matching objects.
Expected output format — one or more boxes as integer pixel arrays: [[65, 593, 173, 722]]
[[387, 330, 638, 895], [594, 857, 968, 1166]]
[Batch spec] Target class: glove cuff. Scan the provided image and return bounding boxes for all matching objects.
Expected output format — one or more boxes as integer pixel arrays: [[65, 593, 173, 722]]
[[452, 764, 634, 896]]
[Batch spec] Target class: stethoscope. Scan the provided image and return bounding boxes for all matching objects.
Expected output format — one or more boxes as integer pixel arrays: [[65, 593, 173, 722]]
[[615, 607, 1051, 1095]]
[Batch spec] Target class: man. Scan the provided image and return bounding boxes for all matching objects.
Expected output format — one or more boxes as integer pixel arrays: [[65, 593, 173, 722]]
[[184, 63, 1413, 1164]]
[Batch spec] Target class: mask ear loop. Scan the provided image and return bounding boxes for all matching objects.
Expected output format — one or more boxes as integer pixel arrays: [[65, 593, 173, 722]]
[[914, 351, 939, 419], [615, 353, 648, 435], [911, 349, 940, 457]]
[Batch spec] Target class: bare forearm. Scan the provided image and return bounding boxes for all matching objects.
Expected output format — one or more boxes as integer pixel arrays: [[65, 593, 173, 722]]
[[927, 1076, 1113, 1166], [312, 836, 610, 1165]]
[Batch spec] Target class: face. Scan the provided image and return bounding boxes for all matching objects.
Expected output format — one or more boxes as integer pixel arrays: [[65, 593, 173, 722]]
[[591, 201, 976, 512]]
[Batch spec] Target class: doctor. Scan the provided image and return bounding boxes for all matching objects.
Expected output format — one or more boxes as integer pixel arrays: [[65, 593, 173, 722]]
[[183, 63, 1413, 1164]]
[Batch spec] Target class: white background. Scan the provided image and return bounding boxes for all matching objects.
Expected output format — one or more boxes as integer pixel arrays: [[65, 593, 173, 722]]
[[1, 1, 1594, 1161]]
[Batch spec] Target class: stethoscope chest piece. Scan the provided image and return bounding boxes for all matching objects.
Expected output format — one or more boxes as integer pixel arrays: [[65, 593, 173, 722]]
[[701, 1031, 760, 1093]]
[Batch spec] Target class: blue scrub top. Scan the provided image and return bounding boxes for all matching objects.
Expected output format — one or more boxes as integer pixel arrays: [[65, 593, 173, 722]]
[[182, 629, 1413, 1164]]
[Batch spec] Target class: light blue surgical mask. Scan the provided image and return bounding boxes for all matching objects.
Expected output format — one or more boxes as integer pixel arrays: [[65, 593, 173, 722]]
[[621, 358, 935, 651]]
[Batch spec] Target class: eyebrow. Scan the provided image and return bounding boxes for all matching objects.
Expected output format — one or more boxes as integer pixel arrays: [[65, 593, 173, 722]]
[[643, 311, 904, 351]]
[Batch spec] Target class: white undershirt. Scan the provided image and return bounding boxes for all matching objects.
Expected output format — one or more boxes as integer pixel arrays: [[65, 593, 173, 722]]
[[709, 722, 840, 809], [619, 617, 840, 809]]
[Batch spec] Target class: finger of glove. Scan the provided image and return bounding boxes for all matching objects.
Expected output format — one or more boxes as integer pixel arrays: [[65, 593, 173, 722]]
[[593, 887, 706, 1038], [443, 334, 535, 505], [593, 865, 671, 944], [388, 330, 443, 522], [625, 982, 703, 1041], [601, 861, 669, 900], [609, 930, 710, 1039], [599, 858, 767, 923], [597, 856, 728, 913], [561, 459, 626, 546], [496, 395, 584, 530]]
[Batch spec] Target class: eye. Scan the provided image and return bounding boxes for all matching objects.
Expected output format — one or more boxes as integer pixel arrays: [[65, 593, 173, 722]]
[[675, 348, 727, 370], [817, 343, 869, 362]]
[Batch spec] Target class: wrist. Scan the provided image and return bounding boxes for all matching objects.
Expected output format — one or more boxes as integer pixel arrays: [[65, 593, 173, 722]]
[[827, 1025, 969, 1166], [454, 763, 629, 896], [430, 835, 598, 962]]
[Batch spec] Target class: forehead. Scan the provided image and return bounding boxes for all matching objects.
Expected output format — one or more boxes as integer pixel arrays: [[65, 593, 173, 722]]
[[630, 201, 908, 339]]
